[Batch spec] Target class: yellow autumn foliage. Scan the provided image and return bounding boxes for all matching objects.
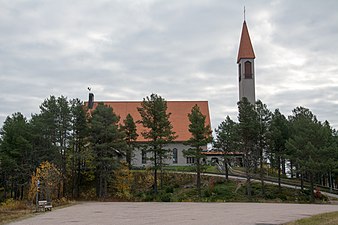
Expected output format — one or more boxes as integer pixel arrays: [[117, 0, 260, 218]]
[[28, 161, 63, 202], [132, 168, 154, 192], [112, 162, 133, 199]]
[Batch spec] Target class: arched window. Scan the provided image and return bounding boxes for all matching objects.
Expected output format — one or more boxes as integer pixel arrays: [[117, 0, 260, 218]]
[[173, 148, 178, 164], [142, 150, 147, 164], [244, 61, 252, 79], [238, 64, 241, 82]]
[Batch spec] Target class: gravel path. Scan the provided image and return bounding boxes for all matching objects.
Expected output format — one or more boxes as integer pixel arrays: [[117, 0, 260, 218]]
[[7, 202, 338, 225]]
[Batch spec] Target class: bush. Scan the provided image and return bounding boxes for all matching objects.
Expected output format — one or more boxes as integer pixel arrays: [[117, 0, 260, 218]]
[[159, 193, 172, 202], [203, 189, 212, 198], [144, 193, 155, 202], [165, 186, 174, 193], [79, 188, 96, 200]]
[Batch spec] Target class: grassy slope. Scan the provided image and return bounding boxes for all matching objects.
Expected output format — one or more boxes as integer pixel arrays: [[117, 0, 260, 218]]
[[132, 170, 327, 203]]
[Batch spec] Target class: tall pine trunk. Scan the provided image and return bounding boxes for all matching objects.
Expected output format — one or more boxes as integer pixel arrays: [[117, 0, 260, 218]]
[[259, 148, 265, 195], [245, 151, 251, 198], [153, 151, 158, 194], [196, 158, 201, 197], [310, 173, 315, 202], [224, 156, 229, 180], [300, 172, 304, 190], [278, 156, 281, 191]]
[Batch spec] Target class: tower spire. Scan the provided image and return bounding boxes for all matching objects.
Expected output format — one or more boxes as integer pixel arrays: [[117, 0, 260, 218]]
[[237, 20, 255, 63]]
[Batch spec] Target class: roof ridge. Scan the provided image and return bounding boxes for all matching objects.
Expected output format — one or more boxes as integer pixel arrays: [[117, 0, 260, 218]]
[[89, 100, 209, 103]]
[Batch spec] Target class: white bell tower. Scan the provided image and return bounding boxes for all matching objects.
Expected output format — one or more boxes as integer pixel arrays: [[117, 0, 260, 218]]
[[237, 20, 256, 104]]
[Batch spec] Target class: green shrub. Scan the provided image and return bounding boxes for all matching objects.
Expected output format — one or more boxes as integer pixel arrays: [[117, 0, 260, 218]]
[[277, 194, 287, 201], [159, 193, 172, 202], [144, 193, 155, 202], [165, 186, 174, 193], [203, 189, 212, 198]]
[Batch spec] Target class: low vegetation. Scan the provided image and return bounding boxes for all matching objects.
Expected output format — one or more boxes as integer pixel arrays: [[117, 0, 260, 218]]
[[0, 198, 74, 225], [0, 199, 31, 225], [131, 171, 328, 203], [0, 171, 331, 224]]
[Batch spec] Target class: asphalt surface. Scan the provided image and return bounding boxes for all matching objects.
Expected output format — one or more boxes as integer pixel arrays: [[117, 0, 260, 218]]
[[7, 202, 338, 225]]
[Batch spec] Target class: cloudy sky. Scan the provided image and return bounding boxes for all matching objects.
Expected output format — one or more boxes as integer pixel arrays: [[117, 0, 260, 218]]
[[1, 0, 338, 130]]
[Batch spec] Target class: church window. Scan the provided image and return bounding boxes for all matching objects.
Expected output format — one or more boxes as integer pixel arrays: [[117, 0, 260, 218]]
[[173, 148, 178, 164], [244, 61, 252, 79], [186, 157, 195, 164], [142, 150, 147, 164], [238, 64, 241, 82]]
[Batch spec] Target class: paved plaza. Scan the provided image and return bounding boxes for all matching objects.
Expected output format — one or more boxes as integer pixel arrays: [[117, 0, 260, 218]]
[[8, 202, 338, 225]]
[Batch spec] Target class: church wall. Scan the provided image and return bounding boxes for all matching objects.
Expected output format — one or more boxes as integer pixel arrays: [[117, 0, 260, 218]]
[[131, 143, 198, 167]]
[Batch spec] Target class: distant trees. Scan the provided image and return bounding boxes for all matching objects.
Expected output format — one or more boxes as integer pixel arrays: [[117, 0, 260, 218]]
[[286, 107, 336, 201], [137, 94, 176, 193], [0, 96, 95, 201], [217, 99, 338, 200], [184, 105, 212, 195], [2, 92, 338, 202], [0, 113, 33, 200]]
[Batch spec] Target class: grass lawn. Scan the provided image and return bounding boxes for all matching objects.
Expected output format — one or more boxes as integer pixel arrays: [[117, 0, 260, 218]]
[[285, 211, 338, 225], [164, 165, 219, 173], [0, 210, 33, 225], [0, 198, 75, 225], [0, 199, 33, 225]]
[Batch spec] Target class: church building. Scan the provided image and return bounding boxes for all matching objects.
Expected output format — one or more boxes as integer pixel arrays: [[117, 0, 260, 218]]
[[87, 18, 256, 167], [89, 101, 211, 167]]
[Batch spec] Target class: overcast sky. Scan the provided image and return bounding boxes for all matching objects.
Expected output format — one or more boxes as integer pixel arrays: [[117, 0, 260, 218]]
[[1, 0, 338, 130]]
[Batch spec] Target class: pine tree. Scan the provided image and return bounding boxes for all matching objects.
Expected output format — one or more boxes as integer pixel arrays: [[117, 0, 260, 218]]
[[237, 97, 259, 197], [69, 98, 89, 198], [121, 114, 138, 169], [255, 100, 271, 195], [184, 105, 212, 196], [137, 94, 176, 194], [268, 109, 289, 190], [214, 116, 238, 180], [0, 112, 33, 199], [286, 107, 330, 201], [90, 103, 126, 198], [37, 95, 71, 197]]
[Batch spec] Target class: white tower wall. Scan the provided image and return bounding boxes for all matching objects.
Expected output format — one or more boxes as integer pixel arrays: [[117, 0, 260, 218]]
[[238, 58, 255, 104]]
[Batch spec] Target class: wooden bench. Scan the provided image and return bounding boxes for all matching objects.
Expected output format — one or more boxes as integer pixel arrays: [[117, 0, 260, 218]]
[[38, 200, 53, 211]]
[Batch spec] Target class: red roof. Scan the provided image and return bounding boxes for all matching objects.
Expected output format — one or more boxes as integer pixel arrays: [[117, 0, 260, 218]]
[[237, 21, 255, 63], [90, 101, 211, 142]]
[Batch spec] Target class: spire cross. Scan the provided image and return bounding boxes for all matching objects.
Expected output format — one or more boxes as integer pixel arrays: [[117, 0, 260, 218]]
[[244, 6, 246, 21]]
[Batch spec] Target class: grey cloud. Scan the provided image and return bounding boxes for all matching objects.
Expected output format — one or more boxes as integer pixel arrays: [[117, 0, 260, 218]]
[[0, 0, 338, 132]]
